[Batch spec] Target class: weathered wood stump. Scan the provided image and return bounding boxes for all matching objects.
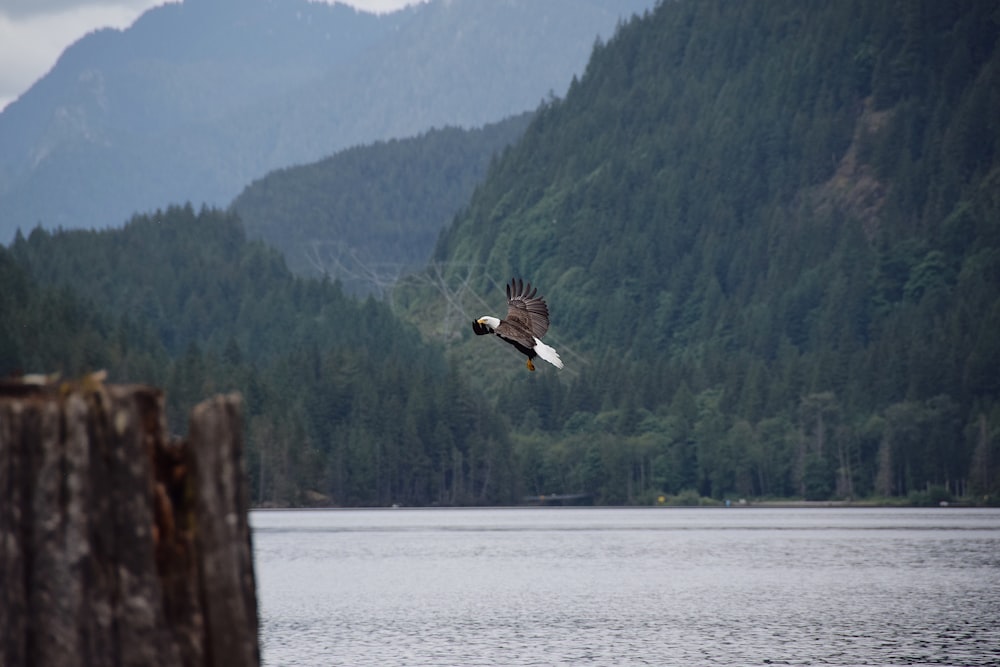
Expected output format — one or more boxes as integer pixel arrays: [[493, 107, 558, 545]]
[[0, 377, 259, 667]]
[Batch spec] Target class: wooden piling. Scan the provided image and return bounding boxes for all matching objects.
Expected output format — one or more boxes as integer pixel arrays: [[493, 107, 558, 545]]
[[0, 377, 259, 667]]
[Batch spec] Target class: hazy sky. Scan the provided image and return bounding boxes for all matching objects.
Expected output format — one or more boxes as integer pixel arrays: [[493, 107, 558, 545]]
[[0, 0, 424, 112]]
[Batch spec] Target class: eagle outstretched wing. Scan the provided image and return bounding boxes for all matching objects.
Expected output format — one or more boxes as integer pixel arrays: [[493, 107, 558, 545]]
[[503, 278, 550, 340], [471, 277, 563, 371]]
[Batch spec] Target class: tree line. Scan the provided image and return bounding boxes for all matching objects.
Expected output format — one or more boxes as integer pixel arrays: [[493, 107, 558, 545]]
[[2, 206, 513, 507]]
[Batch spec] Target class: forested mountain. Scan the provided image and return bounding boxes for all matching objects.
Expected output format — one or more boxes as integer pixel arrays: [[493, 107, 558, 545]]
[[400, 0, 1000, 503], [1, 245, 167, 383], [3, 207, 513, 507], [231, 113, 533, 293], [0, 0, 654, 242], [5, 0, 998, 508]]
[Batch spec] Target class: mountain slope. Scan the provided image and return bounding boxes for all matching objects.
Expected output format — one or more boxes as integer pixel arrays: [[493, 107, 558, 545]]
[[400, 0, 1000, 502], [0, 0, 655, 242], [231, 112, 533, 293]]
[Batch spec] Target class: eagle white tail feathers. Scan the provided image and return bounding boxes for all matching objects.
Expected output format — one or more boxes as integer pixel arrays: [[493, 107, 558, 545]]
[[533, 338, 564, 369]]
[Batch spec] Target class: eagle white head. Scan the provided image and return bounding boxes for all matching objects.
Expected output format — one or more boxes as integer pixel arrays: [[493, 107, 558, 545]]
[[476, 316, 501, 330]]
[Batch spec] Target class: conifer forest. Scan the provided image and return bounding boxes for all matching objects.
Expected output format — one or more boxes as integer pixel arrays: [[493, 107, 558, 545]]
[[3, 0, 999, 507]]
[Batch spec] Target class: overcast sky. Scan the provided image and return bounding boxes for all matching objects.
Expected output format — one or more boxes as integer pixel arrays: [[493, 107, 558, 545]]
[[0, 0, 423, 112]]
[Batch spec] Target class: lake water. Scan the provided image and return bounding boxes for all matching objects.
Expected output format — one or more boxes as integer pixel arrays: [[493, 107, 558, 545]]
[[251, 507, 1000, 666]]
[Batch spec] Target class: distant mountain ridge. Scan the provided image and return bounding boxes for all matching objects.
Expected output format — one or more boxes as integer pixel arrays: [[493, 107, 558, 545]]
[[231, 113, 534, 294], [0, 0, 655, 242]]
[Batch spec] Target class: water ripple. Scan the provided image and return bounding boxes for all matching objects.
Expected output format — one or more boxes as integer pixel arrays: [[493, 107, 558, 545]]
[[253, 507, 1000, 666]]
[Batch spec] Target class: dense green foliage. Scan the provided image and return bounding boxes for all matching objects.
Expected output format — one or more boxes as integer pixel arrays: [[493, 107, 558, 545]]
[[1, 245, 165, 380], [231, 115, 532, 292], [5, 0, 999, 507], [411, 0, 1000, 503], [3, 206, 513, 507]]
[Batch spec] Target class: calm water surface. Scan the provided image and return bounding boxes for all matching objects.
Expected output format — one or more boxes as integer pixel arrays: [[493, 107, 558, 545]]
[[251, 507, 1000, 666]]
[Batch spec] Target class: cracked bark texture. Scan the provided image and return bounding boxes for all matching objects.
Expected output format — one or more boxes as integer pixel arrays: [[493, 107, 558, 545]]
[[0, 380, 258, 667]]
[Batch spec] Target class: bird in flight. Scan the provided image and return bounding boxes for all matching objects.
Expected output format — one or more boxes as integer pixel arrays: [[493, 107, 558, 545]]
[[472, 278, 563, 371]]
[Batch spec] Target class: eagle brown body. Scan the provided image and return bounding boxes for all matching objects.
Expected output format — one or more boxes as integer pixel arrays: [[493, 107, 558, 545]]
[[473, 278, 563, 371]]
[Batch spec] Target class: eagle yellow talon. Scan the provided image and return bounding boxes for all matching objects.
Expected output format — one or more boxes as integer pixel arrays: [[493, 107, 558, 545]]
[[526, 358, 535, 371]]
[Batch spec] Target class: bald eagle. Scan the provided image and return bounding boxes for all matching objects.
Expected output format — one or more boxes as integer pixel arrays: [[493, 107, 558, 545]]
[[473, 278, 564, 371]]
